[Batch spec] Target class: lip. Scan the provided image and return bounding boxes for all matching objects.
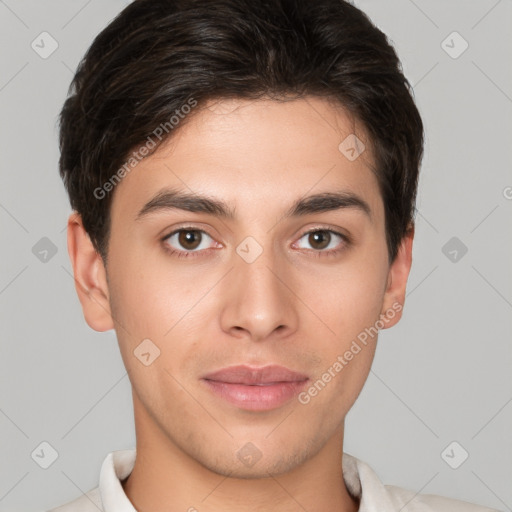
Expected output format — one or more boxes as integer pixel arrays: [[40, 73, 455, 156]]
[[201, 365, 309, 411]]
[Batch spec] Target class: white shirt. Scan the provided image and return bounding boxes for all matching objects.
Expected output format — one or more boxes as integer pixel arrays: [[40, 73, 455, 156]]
[[47, 449, 499, 512]]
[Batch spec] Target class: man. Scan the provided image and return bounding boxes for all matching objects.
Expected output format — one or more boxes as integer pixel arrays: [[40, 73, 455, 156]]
[[50, 0, 499, 510]]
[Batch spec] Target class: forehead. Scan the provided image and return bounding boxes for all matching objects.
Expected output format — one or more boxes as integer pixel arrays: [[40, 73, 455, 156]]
[[109, 96, 383, 224]]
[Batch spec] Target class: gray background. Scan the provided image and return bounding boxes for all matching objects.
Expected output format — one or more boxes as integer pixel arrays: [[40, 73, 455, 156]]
[[0, 0, 511, 510]]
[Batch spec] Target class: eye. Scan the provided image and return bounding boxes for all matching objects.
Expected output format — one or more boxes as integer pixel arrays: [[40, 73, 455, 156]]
[[162, 227, 217, 257], [161, 226, 349, 259], [294, 229, 348, 255]]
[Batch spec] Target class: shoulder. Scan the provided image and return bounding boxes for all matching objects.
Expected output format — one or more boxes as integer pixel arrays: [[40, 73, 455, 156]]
[[384, 484, 501, 512], [342, 453, 500, 512], [46, 487, 102, 512]]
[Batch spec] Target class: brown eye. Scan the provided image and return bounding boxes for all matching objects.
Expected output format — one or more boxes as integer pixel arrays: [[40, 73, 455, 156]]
[[308, 230, 331, 250], [294, 228, 347, 255], [178, 230, 202, 250], [163, 228, 215, 254]]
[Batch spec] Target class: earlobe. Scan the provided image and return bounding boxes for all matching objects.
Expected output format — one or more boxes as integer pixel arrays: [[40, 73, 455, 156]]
[[380, 224, 414, 329], [67, 212, 114, 332]]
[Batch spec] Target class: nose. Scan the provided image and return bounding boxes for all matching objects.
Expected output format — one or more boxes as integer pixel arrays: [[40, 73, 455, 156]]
[[219, 240, 299, 342]]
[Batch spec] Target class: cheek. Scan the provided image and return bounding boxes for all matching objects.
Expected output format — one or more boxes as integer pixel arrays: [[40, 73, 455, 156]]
[[295, 244, 387, 407], [300, 255, 388, 340], [107, 251, 219, 386], [302, 342, 377, 435], [107, 247, 192, 335], [297, 267, 383, 422]]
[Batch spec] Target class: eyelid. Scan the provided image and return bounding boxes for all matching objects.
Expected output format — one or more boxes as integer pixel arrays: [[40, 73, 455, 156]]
[[299, 224, 349, 239]]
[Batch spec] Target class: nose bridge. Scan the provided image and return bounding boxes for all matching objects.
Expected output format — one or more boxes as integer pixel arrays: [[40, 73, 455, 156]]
[[219, 234, 298, 340]]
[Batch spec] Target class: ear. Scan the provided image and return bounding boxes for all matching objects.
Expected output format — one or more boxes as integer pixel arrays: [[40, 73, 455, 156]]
[[67, 212, 114, 332], [379, 224, 414, 329]]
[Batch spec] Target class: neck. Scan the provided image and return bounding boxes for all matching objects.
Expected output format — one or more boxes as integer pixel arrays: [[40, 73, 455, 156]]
[[122, 394, 359, 512]]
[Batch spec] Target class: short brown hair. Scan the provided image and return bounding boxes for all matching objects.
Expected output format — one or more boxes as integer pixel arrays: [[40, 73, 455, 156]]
[[59, 0, 424, 265]]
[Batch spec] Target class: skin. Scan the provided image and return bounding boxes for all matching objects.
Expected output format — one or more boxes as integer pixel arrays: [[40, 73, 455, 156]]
[[67, 96, 413, 512]]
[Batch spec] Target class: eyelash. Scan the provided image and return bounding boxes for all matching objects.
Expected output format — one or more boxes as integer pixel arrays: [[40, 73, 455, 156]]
[[160, 225, 351, 259]]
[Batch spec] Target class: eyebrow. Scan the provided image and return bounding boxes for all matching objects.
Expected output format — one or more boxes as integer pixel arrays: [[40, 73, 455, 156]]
[[135, 187, 372, 222]]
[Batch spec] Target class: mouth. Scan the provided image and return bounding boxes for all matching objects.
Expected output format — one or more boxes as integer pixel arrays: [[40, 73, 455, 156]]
[[201, 365, 309, 411]]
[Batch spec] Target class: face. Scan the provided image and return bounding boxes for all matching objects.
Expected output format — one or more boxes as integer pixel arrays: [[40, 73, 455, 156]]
[[69, 97, 412, 478]]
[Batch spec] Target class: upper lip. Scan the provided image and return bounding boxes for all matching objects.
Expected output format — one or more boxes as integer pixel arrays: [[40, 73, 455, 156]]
[[202, 365, 309, 385]]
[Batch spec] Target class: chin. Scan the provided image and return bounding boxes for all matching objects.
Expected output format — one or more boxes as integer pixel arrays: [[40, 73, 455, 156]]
[[197, 440, 317, 479]]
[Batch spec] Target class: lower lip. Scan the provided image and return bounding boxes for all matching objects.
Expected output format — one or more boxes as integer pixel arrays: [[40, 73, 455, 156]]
[[202, 379, 309, 411]]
